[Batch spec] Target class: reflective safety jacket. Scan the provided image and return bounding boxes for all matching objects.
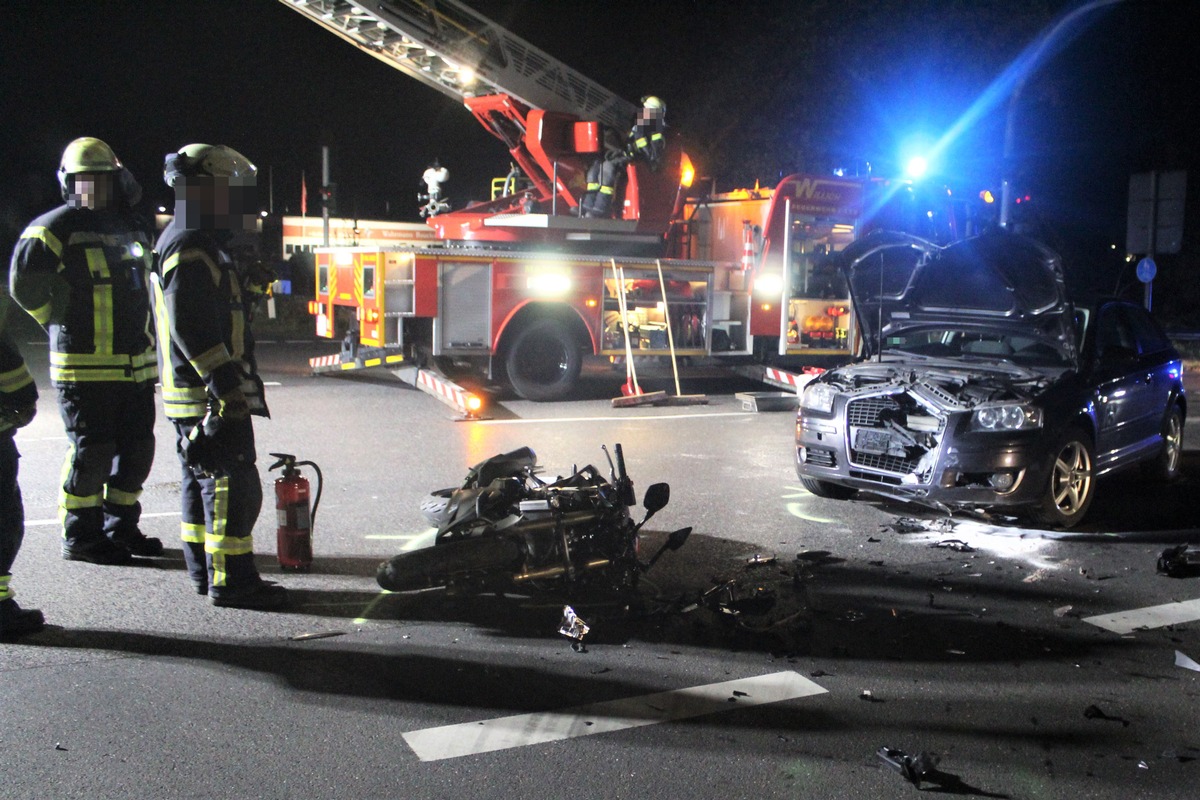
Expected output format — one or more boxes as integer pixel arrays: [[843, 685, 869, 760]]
[[8, 204, 157, 386], [0, 294, 37, 435], [628, 118, 666, 170], [151, 223, 267, 421]]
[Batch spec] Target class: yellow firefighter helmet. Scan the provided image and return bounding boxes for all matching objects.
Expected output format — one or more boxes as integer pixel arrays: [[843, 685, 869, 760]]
[[57, 137, 122, 195], [163, 143, 258, 187], [641, 95, 666, 112]]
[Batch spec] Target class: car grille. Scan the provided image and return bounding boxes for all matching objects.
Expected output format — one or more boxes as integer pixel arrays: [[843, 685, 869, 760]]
[[846, 395, 900, 428], [846, 394, 932, 480]]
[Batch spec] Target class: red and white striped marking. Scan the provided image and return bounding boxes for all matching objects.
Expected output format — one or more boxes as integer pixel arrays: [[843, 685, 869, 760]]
[[763, 366, 821, 392], [309, 354, 342, 368], [416, 369, 477, 416]]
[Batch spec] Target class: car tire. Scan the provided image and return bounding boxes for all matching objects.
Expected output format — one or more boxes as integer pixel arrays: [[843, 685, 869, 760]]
[[800, 476, 858, 500], [1032, 427, 1095, 529], [504, 318, 582, 402], [1142, 405, 1184, 483]]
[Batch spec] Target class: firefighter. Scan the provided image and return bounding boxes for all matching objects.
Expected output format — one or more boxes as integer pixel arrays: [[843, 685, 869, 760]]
[[580, 96, 667, 218], [0, 292, 42, 638], [152, 143, 287, 610], [8, 137, 160, 566]]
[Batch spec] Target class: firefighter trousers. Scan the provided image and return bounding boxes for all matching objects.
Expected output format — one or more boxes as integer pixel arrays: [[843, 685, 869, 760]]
[[1, 434, 24, 601], [57, 382, 156, 547], [172, 416, 263, 594], [581, 156, 627, 218]]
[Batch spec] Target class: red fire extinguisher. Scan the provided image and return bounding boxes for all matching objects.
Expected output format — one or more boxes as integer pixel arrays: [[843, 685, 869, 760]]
[[268, 452, 323, 571]]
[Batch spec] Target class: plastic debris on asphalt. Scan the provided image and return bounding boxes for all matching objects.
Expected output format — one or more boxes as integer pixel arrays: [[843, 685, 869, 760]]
[[1083, 704, 1130, 727], [559, 605, 591, 650], [1158, 545, 1200, 578], [877, 746, 940, 785]]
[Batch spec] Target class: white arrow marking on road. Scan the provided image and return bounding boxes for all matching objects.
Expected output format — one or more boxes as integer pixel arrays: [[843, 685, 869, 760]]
[[402, 670, 826, 762], [1084, 598, 1200, 634]]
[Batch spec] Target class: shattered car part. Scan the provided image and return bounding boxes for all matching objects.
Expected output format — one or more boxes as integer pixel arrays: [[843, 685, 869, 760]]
[[877, 747, 940, 785], [559, 605, 591, 641], [1157, 545, 1200, 578]]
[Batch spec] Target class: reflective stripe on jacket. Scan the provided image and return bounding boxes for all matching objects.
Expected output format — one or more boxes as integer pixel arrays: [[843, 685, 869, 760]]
[[152, 224, 267, 421], [8, 204, 157, 386]]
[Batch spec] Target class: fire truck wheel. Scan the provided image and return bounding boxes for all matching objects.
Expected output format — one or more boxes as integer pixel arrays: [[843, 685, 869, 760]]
[[505, 318, 582, 402]]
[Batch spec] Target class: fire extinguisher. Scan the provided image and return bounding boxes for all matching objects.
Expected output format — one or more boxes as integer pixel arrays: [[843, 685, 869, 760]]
[[268, 452, 323, 571]]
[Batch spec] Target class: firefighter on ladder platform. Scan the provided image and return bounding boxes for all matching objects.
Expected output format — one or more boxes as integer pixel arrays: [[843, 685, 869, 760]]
[[581, 95, 667, 218], [153, 143, 287, 610], [9, 137, 162, 566]]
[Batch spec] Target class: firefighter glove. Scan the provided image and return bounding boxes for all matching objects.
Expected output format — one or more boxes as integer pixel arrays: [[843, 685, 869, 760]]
[[0, 403, 36, 430], [217, 388, 250, 421]]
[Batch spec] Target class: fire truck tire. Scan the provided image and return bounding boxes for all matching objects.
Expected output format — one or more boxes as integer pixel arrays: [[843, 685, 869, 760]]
[[504, 318, 582, 402]]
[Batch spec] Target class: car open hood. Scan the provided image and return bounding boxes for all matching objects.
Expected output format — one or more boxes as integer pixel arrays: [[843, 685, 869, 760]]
[[839, 230, 1077, 365]]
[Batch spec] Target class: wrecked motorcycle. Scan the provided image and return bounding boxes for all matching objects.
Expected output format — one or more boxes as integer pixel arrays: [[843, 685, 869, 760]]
[[376, 444, 691, 595]]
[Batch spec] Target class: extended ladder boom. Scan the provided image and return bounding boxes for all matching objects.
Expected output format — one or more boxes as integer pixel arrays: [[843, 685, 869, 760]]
[[279, 0, 637, 128]]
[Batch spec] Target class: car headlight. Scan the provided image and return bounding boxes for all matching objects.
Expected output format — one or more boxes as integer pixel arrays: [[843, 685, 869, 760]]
[[801, 382, 838, 415], [970, 403, 1042, 431]]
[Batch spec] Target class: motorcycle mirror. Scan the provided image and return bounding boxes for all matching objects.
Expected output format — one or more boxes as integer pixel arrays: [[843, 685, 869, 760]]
[[642, 482, 670, 515], [665, 526, 692, 551]]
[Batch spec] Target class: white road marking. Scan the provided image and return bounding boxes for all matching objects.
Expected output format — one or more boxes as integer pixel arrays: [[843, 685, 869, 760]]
[[1084, 598, 1200, 634], [401, 670, 826, 762], [25, 510, 181, 527], [477, 411, 754, 425]]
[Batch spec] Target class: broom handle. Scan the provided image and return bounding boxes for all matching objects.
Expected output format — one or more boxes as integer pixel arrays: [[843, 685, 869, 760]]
[[612, 260, 638, 391], [656, 260, 682, 396]]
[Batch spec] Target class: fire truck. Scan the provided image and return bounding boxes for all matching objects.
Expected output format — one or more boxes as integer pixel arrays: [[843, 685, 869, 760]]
[[284, 0, 976, 405]]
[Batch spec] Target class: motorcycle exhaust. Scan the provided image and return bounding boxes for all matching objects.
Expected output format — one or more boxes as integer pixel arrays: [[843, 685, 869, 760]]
[[512, 557, 612, 583]]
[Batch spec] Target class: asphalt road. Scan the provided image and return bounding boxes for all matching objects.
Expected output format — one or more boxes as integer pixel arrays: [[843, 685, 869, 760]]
[[2, 339, 1199, 800]]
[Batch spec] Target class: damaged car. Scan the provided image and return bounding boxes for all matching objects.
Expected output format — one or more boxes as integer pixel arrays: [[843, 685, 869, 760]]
[[795, 229, 1185, 527]]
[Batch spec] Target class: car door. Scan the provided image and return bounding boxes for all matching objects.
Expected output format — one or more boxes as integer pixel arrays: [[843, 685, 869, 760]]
[[1121, 304, 1179, 453], [1087, 303, 1152, 469]]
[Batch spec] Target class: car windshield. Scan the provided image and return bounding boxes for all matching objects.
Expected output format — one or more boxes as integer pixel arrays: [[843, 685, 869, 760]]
[[882, 327, 1073, 368]]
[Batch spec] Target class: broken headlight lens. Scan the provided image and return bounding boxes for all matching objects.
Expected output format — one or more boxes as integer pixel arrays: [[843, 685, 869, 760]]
[[971, 403, 1042, 431], [801, 382, 838, 414]]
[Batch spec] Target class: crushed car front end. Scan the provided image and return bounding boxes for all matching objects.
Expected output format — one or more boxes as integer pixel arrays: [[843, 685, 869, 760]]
[[796, 360, 1058, 512]]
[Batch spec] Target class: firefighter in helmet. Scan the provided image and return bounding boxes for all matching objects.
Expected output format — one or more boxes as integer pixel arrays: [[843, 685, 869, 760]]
[[8, 137, 160, 566], [580, 95, 668, 218], [0, 292, 41, 638], [152, 143, 287, 610]]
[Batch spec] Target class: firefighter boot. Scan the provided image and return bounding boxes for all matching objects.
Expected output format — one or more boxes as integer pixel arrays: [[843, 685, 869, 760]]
[[210, 579, 289, 610], [110, 529, 164, 557], [0, 598, 45, 638], [61, 536, 133, 565]]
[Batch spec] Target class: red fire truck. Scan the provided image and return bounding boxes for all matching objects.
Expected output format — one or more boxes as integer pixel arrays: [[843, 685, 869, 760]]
[[287, 0, 976, 404]]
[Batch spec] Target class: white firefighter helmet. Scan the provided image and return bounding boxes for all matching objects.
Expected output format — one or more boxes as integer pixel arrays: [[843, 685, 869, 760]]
[[57, 137, 122, 196], [163, 143, 257, 187]]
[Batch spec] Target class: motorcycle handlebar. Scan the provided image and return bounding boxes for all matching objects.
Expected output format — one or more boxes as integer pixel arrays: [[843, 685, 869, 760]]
[[614, 443, 628, 483]]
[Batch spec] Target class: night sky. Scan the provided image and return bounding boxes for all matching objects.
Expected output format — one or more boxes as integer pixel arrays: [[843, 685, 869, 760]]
[[1, 1, 1196, 310]]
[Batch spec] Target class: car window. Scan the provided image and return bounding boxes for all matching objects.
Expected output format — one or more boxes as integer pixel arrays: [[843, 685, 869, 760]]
[[1094, 305, 1137, 360], [1121, 305, 1171, 355]]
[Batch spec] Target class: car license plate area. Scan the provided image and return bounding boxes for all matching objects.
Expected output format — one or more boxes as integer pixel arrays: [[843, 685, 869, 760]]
[[853, 427, 893, 455]]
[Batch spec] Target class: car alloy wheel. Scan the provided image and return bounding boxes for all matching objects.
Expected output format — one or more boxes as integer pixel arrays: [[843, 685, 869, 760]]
[[1040, 435, 1094, 527]]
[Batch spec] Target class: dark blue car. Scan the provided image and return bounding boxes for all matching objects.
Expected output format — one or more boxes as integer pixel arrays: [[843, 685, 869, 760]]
[[794, 230, 1186, 528]]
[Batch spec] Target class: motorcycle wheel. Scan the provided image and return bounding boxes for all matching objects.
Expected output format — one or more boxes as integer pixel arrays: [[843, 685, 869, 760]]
[[377, 537, 522, 592]]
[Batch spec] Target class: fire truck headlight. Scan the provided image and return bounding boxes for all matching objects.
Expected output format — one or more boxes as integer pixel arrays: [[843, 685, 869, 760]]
[[527, 273, 572, 296], [755, 273, 782, 297]]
